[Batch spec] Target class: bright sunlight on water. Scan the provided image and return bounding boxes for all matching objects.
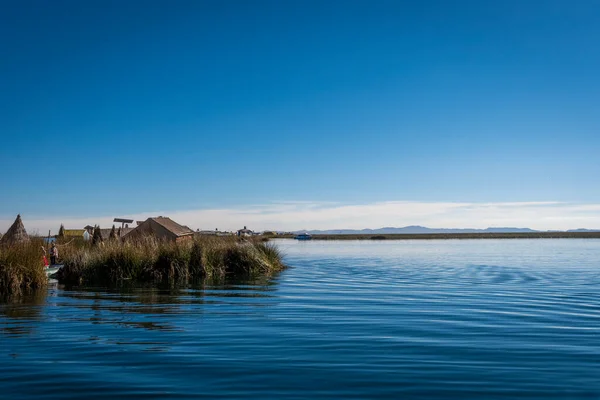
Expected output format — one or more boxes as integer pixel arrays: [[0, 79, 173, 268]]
[[1, 239, 600, 399]]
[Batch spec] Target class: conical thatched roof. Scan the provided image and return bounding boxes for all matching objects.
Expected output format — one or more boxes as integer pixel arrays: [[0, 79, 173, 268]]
[[0, 214, 30, 245]]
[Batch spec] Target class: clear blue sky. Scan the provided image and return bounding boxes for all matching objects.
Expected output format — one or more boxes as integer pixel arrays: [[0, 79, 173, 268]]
[[1, 0, 599, 221]]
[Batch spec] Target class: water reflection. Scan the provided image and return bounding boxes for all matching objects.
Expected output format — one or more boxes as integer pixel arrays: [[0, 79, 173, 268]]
[[0, 272, 283, 340], [0, 290, 46, 336]]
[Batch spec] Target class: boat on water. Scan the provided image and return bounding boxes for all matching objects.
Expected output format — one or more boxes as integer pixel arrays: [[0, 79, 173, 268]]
[[45, 264, 63, 278], [295, 233, 312, 240]]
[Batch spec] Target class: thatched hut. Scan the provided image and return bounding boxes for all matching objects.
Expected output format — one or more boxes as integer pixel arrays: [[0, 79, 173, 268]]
[[94, 227, 134, 241], [123, 216, 194, 242], [0, 214, 30, 245]]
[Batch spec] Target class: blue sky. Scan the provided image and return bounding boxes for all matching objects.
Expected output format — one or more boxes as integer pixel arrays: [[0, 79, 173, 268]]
[[1, 1, 599, 232]]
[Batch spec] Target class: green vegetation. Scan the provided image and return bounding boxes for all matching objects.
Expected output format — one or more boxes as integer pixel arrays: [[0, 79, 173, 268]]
[[1, 236, 286, 295]]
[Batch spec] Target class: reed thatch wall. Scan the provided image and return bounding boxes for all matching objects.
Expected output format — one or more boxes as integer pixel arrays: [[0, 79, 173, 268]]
[[0, 214, 30, 245]]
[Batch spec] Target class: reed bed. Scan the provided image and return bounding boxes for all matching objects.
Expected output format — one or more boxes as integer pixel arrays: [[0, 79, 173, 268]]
[[0, 240, 48, 296], [57, 236, 286, 285], [0, 236, 285, 293]]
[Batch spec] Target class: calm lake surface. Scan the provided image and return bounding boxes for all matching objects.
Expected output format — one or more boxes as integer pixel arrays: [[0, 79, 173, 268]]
[[2, 239, 600, 399]]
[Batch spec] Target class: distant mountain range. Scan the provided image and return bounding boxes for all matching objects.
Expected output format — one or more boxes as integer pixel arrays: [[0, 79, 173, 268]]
[[293, 226, 600, 234]]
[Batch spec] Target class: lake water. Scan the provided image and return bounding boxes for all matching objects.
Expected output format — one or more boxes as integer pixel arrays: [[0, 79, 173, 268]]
[[1, 239, 600, 399]]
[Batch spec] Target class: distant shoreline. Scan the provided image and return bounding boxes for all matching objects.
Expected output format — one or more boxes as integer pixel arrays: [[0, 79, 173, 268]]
[[274, 232, 600, 240]]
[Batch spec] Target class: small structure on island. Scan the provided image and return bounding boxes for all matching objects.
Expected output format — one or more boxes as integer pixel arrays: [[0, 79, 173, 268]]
[[197, 228, 235, 237], [62, 229, 86, 239], [237, 226, 253, 237], [114, 218, 134, 230], [81, 225, 94, 241], [97, 226, 134, 241], [123, 216, 195, 242], [197, 229, 218, 236], [97, 228, 114, 241], [0, 214, 30, 245]]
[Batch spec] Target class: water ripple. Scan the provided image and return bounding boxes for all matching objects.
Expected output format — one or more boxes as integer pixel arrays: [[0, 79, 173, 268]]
[[1, 239, 600, 399]]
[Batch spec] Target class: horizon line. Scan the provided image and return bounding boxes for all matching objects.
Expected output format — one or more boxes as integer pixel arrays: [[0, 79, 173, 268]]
[[3, 200, 600, 234]]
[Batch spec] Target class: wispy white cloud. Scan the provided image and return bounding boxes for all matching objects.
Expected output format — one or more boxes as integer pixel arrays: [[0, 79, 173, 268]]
[[2, 201, 600, 235]]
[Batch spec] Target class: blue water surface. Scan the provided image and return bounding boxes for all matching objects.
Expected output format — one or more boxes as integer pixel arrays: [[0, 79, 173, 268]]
[[1, 239, 599, 399]]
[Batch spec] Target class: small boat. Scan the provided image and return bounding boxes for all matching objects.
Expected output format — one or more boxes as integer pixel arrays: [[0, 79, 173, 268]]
[[294, 233, 312, 240], [45, 264, 63, 278]]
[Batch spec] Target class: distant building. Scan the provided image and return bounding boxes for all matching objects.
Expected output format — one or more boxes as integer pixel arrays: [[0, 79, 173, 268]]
[[237, 226, 253, 237], [114, 218, 134, 230], [123, 216, 195, 242], [63, 229, 86, 239], [63, 224, 133, 242], [197, 229, 218, 236], [96, 227, 134, 241]]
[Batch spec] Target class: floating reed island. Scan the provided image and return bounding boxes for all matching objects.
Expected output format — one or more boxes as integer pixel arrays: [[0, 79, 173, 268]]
[[1, 236, 285, 294], [0, 215, 286, 295], [57, 235, 285, 285], [0, 215, 285, 295]]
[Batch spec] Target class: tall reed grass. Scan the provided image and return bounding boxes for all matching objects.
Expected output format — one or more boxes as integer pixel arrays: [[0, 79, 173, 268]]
[[0, 240, 47, 295], [1, 236, 285, 293], [57, 236, 286, 285]]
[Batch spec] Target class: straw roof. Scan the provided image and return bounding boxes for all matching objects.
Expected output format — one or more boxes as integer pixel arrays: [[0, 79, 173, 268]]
[[0, 214, 30, 245], [123, 216, 194, 242], [151, 217, 194, 237]]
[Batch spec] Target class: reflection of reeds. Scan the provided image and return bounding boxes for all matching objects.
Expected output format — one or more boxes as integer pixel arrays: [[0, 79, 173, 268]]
[[57, 236, 286, 285], [0, 289, 47, 336], [0, 240, 47, 295]]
